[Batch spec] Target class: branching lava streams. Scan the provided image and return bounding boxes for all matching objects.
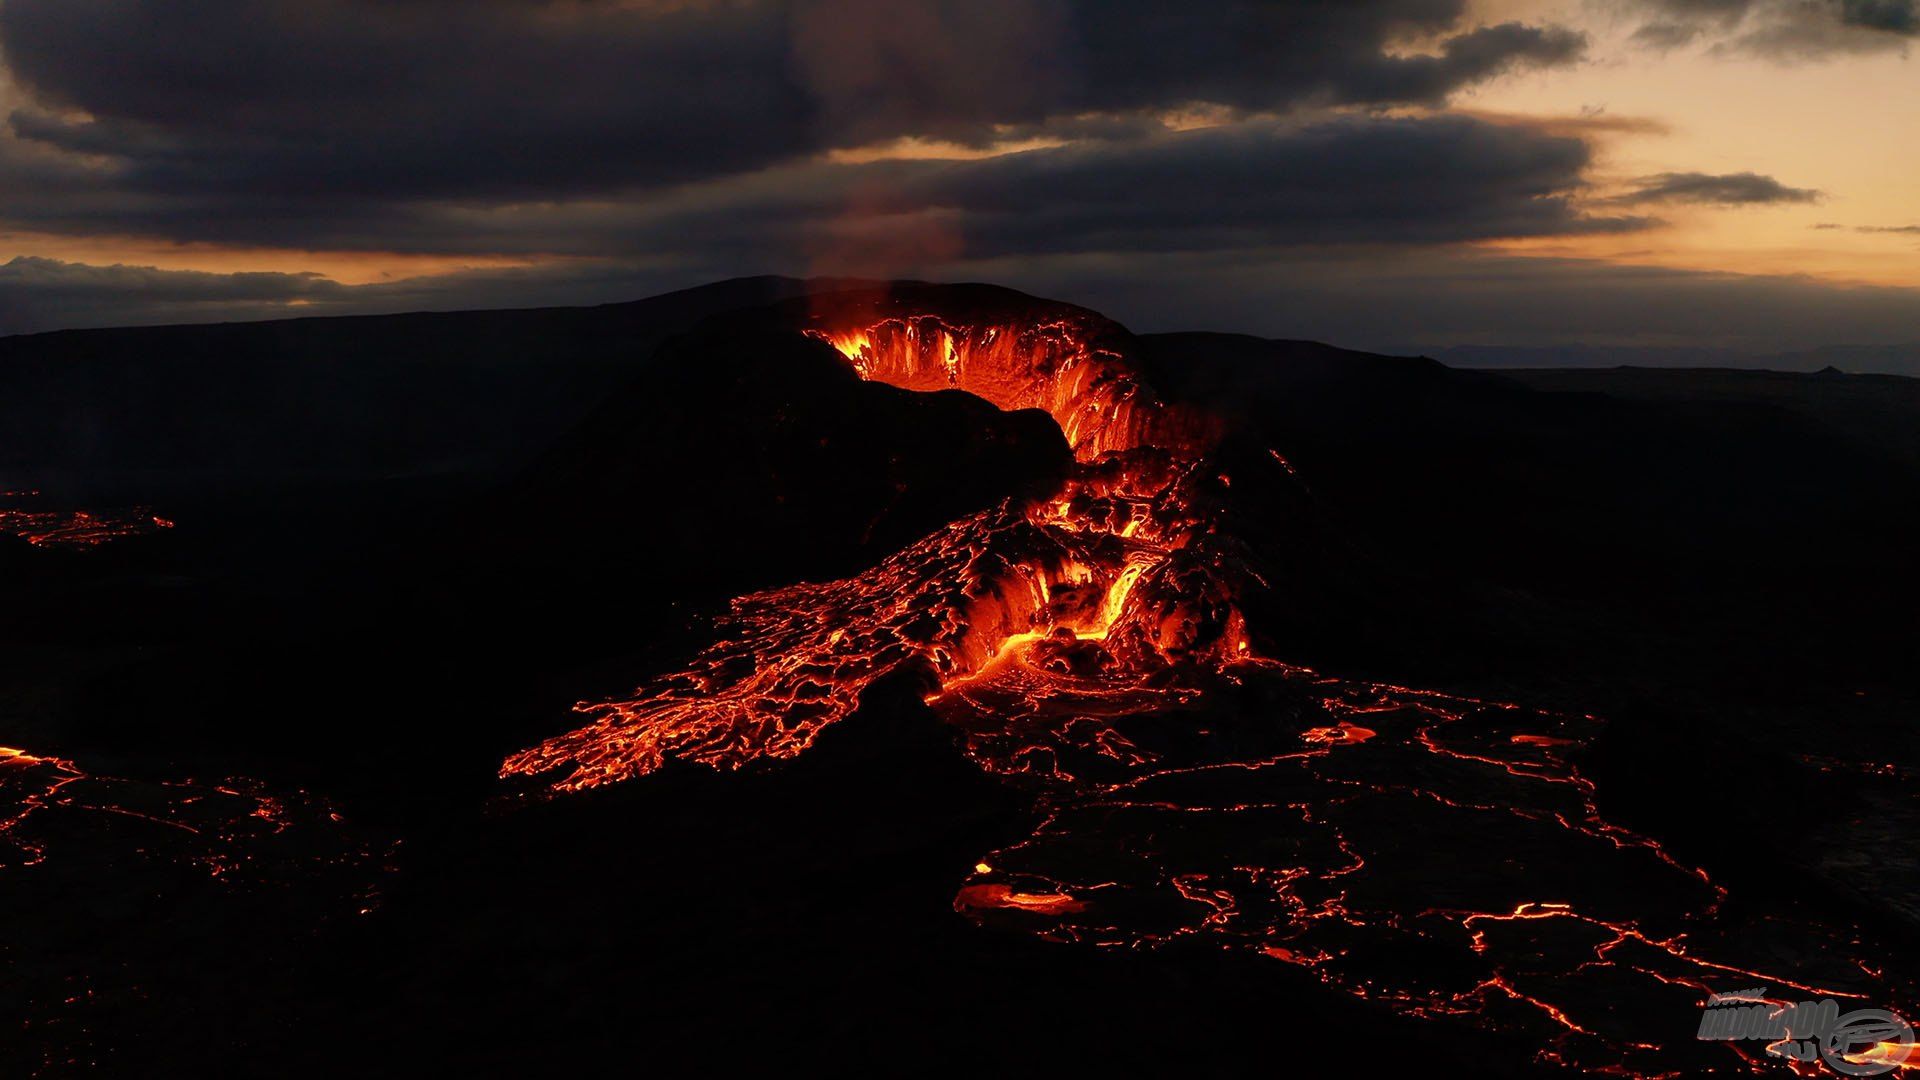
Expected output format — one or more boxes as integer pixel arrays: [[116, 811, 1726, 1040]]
[[952, 671, 1917, 1074], [0, 491, 173, 550], [502, 300, 1245, 792], [501, 298, 1917, 1074], [0, 746, 364, 876], [2, 745, 385, 1072]]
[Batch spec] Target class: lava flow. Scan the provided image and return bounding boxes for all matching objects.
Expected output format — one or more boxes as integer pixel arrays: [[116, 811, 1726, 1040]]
[[2, 745, 383, 1072], [500, 298, 1246, 791], [500, 293, 1916, 1075], [0, 491, 173, 550], [0, 746, 370, 877]]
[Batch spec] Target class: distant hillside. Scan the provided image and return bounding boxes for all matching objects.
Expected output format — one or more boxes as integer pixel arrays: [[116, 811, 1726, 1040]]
[[1497, 366, 1920, 473], [0, 275, 836, 496], [1425, 343, 1920, 378]]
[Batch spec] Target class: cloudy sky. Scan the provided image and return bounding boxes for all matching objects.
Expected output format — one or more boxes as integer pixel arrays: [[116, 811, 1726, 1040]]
[[0, 0, 1915, 349]]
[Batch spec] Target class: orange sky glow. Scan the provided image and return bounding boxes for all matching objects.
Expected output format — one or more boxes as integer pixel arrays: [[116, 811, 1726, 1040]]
[[1, 0, 1913, 320]]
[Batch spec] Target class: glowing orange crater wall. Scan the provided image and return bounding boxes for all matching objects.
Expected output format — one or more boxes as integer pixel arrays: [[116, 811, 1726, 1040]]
[[809, 317, 1165, 460]]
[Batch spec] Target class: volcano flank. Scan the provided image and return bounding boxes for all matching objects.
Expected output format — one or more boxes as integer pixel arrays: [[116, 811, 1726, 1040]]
[[3, 278, 1918, 1076]]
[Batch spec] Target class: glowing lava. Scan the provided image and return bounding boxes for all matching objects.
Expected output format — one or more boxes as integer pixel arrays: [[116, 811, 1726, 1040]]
[[0, 491, 173, 550], [500, 294, 1917, 1074], [502, 299, 1244, 792], [0, 745, 365, 876], [2, 745, 384, 1071], [806, 315, 1169, 460]]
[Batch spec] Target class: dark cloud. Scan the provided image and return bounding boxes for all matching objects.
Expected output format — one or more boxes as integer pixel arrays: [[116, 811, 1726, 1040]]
[[0, 103, 1665, 336], [0, 0, 812, 202], [914, 116, 1643, 254], [1842, 0, 1918, 32], [14, 249, 1920, 359], [3, 106, 1652, 264], [965, 248, 1920, 352], [1645, 0, 1760, 20], [1628, 0, 1918, 56], [0, 108, 1674, 339], [368, 114, 1651, 267], [1811, 223, 1920, 235], [0, 256, 336, 303], [0, 255, 344, 334], [1611, 171, 1821, 205], [9, 0, 1865, 352], [0, 255, 697, 336], [0, 1, 1583, 207], [792, 4, 1585, 140], [1629, 21, 1705, 48], [1063, 17, 1589, 112], [0, 1, 1619, 332]]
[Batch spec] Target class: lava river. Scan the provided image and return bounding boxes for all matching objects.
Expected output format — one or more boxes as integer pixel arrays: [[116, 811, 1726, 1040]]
[[501, 295, 1917, 1075]]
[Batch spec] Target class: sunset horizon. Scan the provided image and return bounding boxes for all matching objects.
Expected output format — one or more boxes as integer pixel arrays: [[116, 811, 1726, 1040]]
[[1, 0, 1917, 355], [5, 5, 1919, 1077]]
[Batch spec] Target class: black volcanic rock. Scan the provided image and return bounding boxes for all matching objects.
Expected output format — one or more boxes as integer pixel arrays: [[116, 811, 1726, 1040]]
[[472, 325, 1072, 614], [230, 665, 1552, 1079], [1138, 331, 1920, 699], [7, 279, 1920, 1080], [29, 320, 1073, 789], [0, 275, 836, 496]]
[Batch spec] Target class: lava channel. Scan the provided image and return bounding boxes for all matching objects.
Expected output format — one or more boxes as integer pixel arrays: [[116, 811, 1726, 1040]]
[[500, 299, 1918, 1076]]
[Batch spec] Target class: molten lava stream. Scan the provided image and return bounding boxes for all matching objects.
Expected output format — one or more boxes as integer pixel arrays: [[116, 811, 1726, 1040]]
[[501, 310, 1919, 1075], [501, 311, 1238, 791], [2, 745, 384, 1070], [0, 491, 173, 550]]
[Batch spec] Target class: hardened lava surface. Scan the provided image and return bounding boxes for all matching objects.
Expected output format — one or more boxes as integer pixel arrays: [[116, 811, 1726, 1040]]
[[1, 747, 383, 1073], [950, 667, 1919, 1075], [502, 292, 1918, 1075]]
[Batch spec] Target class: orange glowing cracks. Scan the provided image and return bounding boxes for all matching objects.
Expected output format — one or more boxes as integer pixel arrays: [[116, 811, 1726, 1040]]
[[807, 315, 1168, 461], [496, 297, 1918, 1077], [0, 492, 173, 550], [0, 745, 371, 879], [501, 303, 1247, 793]]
